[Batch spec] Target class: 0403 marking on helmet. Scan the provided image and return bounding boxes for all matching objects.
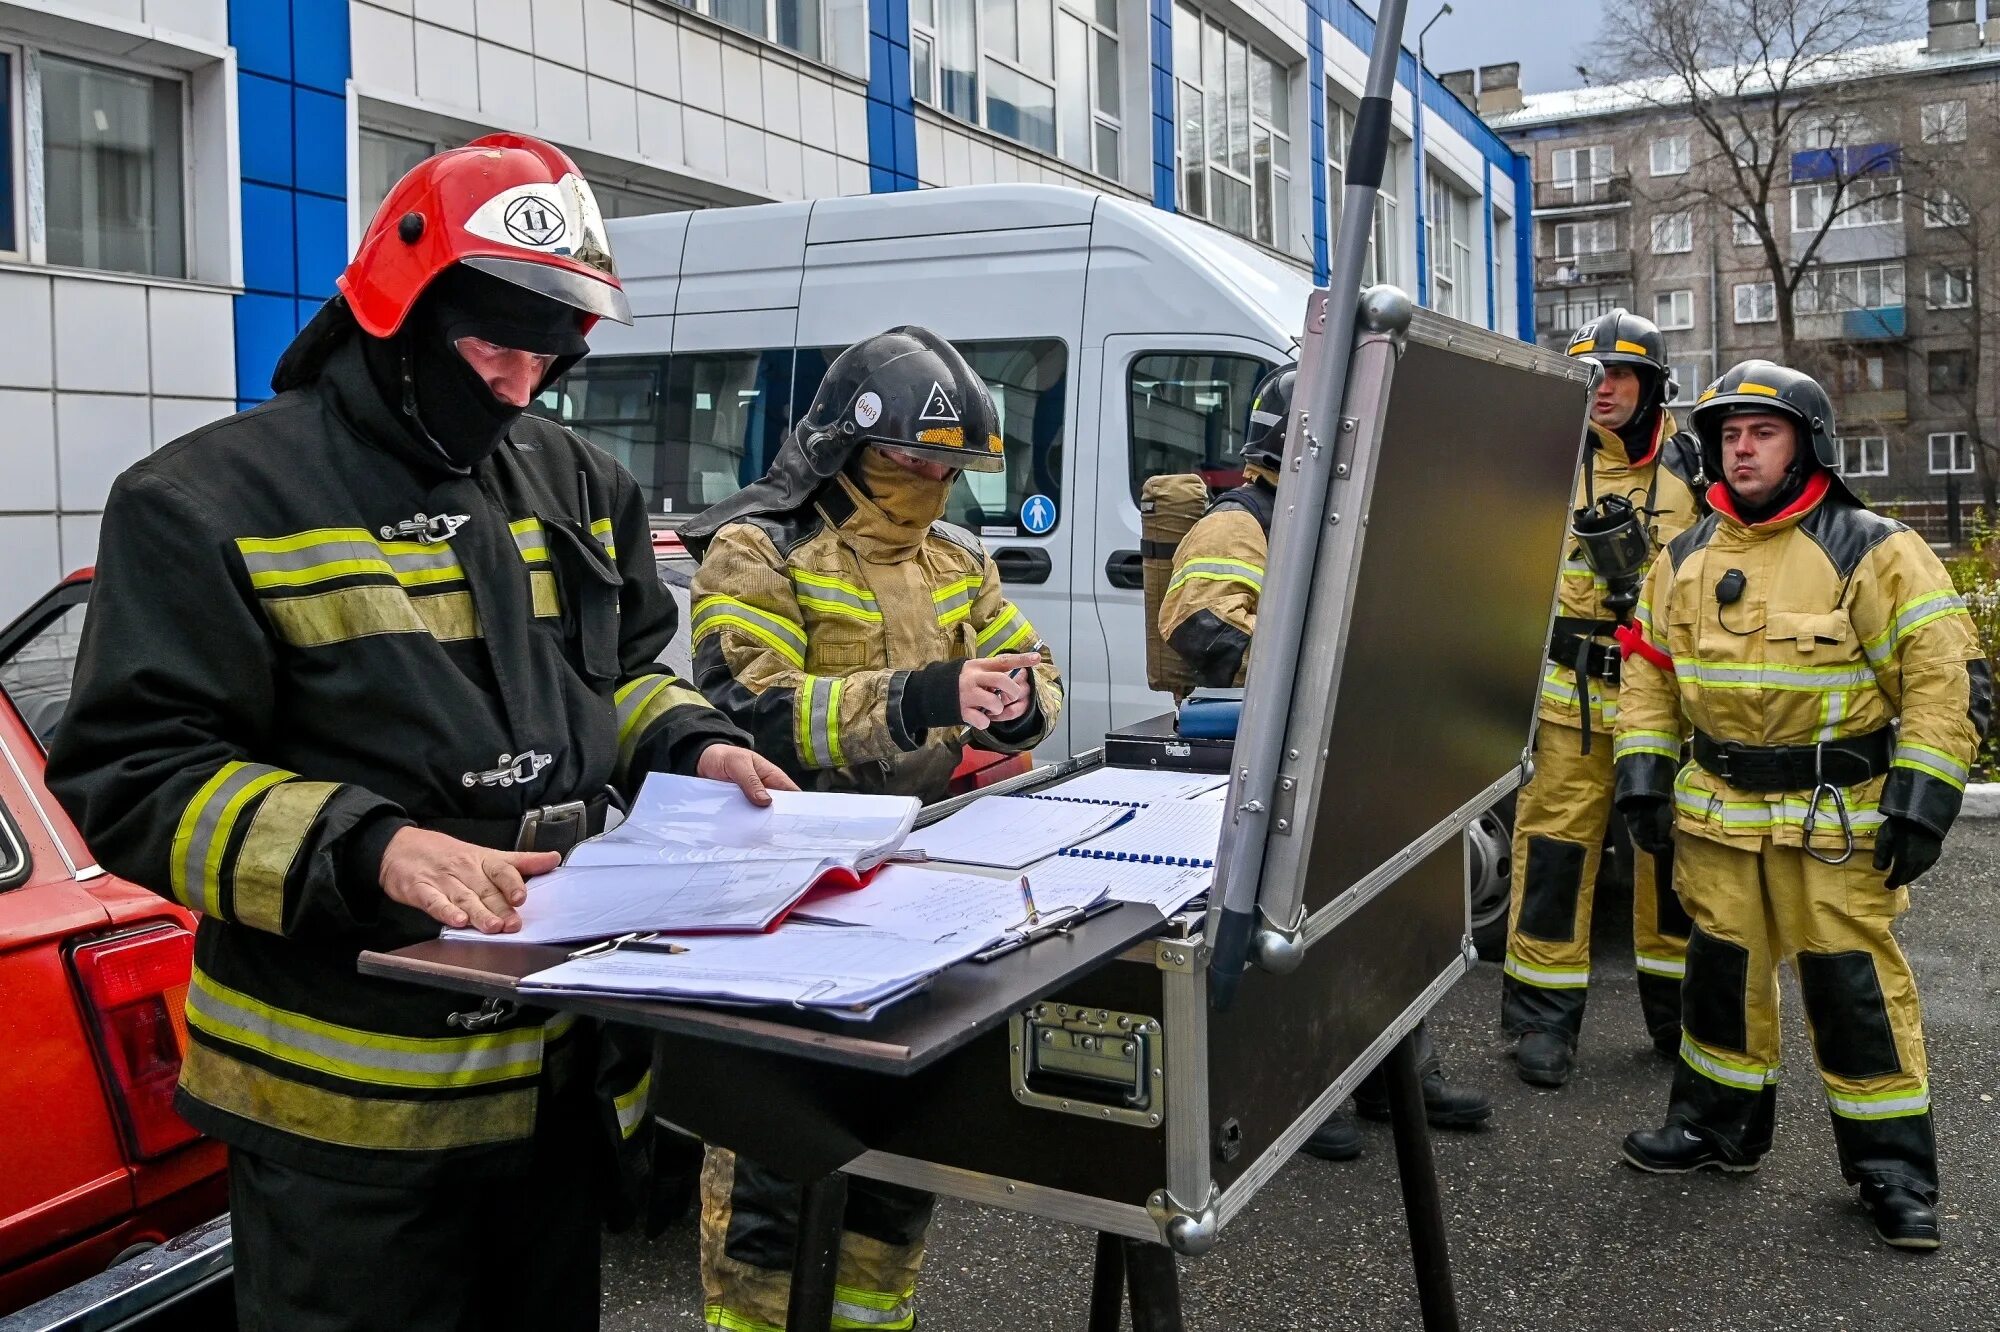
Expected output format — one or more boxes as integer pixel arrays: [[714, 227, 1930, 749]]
[[854, 391, 883, 428], [920, 382, 959, 422]]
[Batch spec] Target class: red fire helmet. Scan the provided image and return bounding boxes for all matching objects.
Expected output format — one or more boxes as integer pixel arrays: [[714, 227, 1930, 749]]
[[338, 132, 632, 338]]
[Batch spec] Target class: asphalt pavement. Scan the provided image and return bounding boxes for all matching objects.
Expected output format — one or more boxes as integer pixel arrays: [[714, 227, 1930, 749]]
[[602, 822, 2000, 1331]]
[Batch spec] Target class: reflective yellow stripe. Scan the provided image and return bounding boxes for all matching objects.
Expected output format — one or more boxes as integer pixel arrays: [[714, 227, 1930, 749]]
[[798, 675, 845, 769], [231, 780, 339, 934], [1675, 659, 1877, 691], [692, 596, 807, 668], [511, 517, 550, 564], [976, 604, 1037, 654], [186, 968, 566, 1089], [1503, 953, 1590, 989], [792, 569, 884, 623], [1825, 1084, 1929, 1120], [615, 1069, 652, 1139], [614, 674, 713, 774], [179, 1040, 539, 1153], [589, 516, 618, 560], [705, 1306, 786, 1332], [1680, 1035, 1779, 1090], [1634, 952, 1686, 978], [1892, 741, 1969, 789], [1615, 729, 1680, 760], [171, 763, 293, 916], [932, 575, 979, 627], [1166, 558, 1264, 595]]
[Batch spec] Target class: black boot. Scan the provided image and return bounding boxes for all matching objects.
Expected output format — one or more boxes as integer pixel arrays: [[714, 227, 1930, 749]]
[[1300, 1107, 1363, 1162], [1620, 1123, 1760, 1174], [1514, 1030, 1573, 1088], [1354, 1067, 1494, 1128], [1862, 1183, 1941, 1250]]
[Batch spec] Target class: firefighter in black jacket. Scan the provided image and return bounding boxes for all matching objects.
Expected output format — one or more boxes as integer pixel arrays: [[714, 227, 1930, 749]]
[[46, 134, 792, 1331]]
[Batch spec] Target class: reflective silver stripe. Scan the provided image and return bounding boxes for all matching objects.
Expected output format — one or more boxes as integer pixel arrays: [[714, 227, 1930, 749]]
[[185, 969, 564, 1088], [1503, 953, 1589, 988], [172, 762, 293, 915], [801, 675, 844, 768], [615, 1070, 652, 1139], [830, 1296, 915, 1329], [791, 570, 882, 621], [1893, 742, 1969, 788], [932, 583, 976, 625], [1825, 1085, 1929, 1120], [1893, 590, 1966, 638], [976, 604, 1034, 653], [1615, 730, 1679, 760], [1676, 660, 1877, 690], [1634, 952, 1686, 979], [1680, 1036, 1777, 1091], [237, 534, 462, 588], [511, 519, 549, 563], [1815, 687, 1848, 743], [691, 597, 809, 664]]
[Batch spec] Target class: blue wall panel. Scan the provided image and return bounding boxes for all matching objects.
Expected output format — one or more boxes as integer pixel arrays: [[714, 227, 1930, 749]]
[[865, 0, 919, 190], [232, 0, 349, 402], [1306, 0, 1327, 283], [1149, 0, 1175, 210]]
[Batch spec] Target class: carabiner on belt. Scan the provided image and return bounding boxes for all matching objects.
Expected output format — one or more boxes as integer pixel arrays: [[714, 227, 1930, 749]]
[[1800, 742, 1855, 866]]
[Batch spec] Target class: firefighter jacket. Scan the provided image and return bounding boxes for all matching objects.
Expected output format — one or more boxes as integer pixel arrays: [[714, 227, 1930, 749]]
[[689, 475, 1063, 803], [1159, 477, 1275, 688], [1540, 410, 1706, 735], [1614, 473, 1992, 853], [45, 334, 747, 1188]]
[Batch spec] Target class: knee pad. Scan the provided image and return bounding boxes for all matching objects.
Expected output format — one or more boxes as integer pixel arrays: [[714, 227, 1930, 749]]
[[1798, 950, 1903, 1080], [1517, 836, 1587, 942], [1681, 927, 1749, 1053]]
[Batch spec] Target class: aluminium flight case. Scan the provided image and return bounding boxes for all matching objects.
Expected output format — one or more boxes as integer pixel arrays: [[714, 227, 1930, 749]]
[[644, 299, 1593, 1251]]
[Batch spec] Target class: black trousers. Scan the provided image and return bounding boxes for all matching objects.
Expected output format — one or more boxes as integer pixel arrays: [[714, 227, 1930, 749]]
[[229, 1094, 604, 1332]]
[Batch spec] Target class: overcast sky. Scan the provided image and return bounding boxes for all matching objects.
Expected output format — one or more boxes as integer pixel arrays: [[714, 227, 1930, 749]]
[[1363, 0, 1930, 94]]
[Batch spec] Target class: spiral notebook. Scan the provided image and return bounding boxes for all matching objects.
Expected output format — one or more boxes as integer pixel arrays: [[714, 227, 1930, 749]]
[[1028, 767, 1229, 807], [1059, 800, 1225, 868]]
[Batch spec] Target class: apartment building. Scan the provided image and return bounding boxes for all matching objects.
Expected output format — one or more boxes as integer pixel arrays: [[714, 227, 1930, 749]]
[[0, 0, 1529, 618], [1490, 3, 2000, 542]]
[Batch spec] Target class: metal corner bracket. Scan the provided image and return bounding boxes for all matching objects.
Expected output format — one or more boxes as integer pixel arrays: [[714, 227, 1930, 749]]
[[1147, 1183, 1222, 1256]]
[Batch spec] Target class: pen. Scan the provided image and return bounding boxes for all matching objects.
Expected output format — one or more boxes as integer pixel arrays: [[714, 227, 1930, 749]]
[[1019, 874, 1040, 928]]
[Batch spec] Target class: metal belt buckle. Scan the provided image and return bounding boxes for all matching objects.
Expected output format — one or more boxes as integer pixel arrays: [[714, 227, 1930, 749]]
[[517, 799, 589, 855]]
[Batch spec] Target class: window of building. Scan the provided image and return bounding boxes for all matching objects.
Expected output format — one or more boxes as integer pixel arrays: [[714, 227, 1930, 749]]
[[1729, 128, 1770, 165], [1795, 262, 1904, 314], [1653, 288, 1694, 330], [1174, 5, 1289, 249], [1791, 177, 1900, 232], [1650, 211, 1692, 254], [1796, 110, 1876, 150], [1922, 188, 1971, 229], [916, 0, 1109, 161], [1929, 349, 1973, 394], [1732, 202, 1774, 246], [686, 0, 866, 75], [1668, 358, 1706, 404], [1550, 144, 1613, 199], [1929, 431, 1974, 475], [34, 52, 187, 278], [1553, 218, 1616, 257], [1734, 281, 1776, 324], [1649, 135, 1689, 176], [1541, 289, 1626, 338], [1127, 352, 1273, 501], [1329, 97, 1404, 286], [1052, 0, 1120, 176], [1427, 172, 1473, 320], [1921, 99, 1968, 145], [1835, 436, 1888, 478], [1927, 264, 1974, 310]]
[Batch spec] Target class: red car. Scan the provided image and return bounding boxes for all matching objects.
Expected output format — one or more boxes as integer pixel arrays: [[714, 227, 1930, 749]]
[[0, 572, 229, 1320]]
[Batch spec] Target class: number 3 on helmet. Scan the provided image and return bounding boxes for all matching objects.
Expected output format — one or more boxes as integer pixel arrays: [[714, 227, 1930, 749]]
[[339, 132, 634, 338]]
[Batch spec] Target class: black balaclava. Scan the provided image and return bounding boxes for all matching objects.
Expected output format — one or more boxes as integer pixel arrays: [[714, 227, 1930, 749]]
[[362, 263, 588, 472]]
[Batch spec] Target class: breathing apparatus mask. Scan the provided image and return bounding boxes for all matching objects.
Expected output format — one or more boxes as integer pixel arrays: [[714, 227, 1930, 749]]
[[1570, 493, 1654, 621]]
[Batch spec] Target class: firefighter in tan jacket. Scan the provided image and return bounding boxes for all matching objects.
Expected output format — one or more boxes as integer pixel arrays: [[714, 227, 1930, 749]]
[[1614, 360, 1989, 1251], [681, 327, 1062, 1329], [1502, 310, 1708, 1090]]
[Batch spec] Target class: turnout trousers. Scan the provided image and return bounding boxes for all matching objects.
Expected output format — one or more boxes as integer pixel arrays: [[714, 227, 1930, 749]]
[[1502, 721, 1690, 1048], [228, 1074, 604, 1332], [700, 1146, 933, 1330], [1667, 832, 1938, 1197]]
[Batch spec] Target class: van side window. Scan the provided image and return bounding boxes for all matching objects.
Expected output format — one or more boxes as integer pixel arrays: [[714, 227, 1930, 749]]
[[533, 351, 794, 518], [1126, 353, 1273, 503], [800, 339, 1069, 536]]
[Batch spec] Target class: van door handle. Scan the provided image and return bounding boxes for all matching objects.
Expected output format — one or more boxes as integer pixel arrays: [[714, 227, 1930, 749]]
[[1105, 550, 1143, 589], [992, 548, 1053, 585]]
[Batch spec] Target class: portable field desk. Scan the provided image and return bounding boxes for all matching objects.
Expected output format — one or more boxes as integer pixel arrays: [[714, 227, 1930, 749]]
[[360, 288, 1589, 1329]]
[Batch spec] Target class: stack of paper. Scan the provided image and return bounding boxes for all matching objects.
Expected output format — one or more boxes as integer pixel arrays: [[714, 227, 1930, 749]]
[[1029, 768, 1229, 806], [1017, 854, 1213, 916], [1062, 800, 1225, 868], [517, 865, 1116, 1017], [898, 795, 1133, 869], [447, 774, 918, 944]]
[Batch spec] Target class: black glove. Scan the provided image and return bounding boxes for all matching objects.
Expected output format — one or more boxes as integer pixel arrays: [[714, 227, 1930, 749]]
[[1621, 797, 1675, 857], [1872, 818, 1943, 890]]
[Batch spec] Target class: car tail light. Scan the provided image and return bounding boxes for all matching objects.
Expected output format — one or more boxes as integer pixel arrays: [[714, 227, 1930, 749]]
[[70, 924, 201, 1161]]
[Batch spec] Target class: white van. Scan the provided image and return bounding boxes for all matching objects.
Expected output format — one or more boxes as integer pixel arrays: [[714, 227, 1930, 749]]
[[540, 183, 1312, 759]]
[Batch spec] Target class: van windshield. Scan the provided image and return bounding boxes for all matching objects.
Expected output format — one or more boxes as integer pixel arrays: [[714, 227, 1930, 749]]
[[537, 339, 1068, 534]]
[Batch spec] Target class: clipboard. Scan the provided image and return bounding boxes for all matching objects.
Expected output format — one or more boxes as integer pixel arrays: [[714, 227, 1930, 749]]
[[972, 896, 1121, 963]]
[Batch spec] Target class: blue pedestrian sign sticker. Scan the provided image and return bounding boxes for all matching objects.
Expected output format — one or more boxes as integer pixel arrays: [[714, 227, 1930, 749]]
[[1020, 494, 1057, 535]]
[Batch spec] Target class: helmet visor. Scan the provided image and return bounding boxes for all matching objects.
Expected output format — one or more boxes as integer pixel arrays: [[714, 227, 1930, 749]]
[[869, 424, 1008, 473], [459, 172, 631, 324]]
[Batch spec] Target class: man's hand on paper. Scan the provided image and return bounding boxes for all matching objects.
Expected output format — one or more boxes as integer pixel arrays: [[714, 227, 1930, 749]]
[[380, 828, 559, 934], [696, 742, 801, 807], [959, 652, 1041, 729]]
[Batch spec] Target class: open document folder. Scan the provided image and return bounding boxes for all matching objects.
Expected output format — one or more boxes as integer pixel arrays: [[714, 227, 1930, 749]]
[[445, 774, 919, 944], [517, 866, 1116, 1015], [897, 795, 1134, 869]]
